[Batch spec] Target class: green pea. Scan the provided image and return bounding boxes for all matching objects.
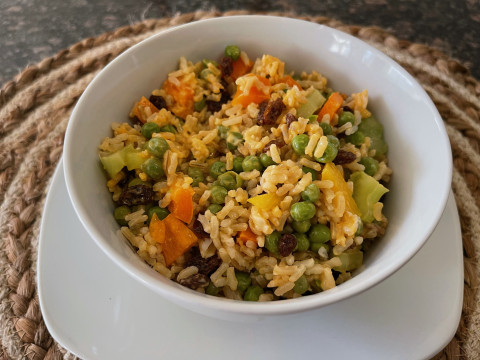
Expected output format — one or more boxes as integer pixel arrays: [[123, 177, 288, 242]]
[[319, 122, 333, 135], [207, 204, 223, 215], [291, 134, 310, 155], [147, 206, 170, 223], [312, 279, 323, 293], [370, 137, 389, 158], [194, 98, 206, 112], [244, 285, 264, 301], [345, 130, 365, 146], [242, 156, 263, 172], [309, 223, 331, 244], [292, 220, 311, 233], [210, 185, 228, 204], [315, 135, 339, 163], [226, 131, 243, 150], [338, 111, 355, 126], [310, 242, 330, 254], [209, 161, 226, 179], [202, 59, 218, 68], [293, 275, 309, 294], [233, 157, 244, 173], [301, 183, 320, 203], [142, 157, 165, 180], [259, 153, 276, 167], [282, 224, 294, 234], [200, 68, 212, 80], [302, 166, 318, 181], [188, 166, 205, 187], [114, 206, 131, 226], [290, 201, 316, 221], [217, 125, 228, 139], [128, 178, 151, 187], [359, 157, 379, 176], [294, 233, 310, 252], [146, 137, 169, 158], [235, 271, 252, 293], [217, 171, 243, 190], [141, 122, 161, 139], [159, 124, 177, 134], [205, 282, 219, 296], [224, 45, 241, 60], [265, 231, 281, 254]]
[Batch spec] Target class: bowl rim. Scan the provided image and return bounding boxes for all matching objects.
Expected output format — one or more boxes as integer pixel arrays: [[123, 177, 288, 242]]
[[63, 14, 452, 316]]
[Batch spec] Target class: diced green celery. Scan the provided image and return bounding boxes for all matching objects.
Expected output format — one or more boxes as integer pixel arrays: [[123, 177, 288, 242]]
[[123, 145, 147, 171], [350, 171, 389, 223], [100, 151, 125, 178], [333, 250, 364, 272], [296, 89, 326, 118]]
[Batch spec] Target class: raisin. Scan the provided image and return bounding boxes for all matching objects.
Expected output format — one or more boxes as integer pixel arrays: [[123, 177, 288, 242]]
[[192, 219, 209, 239], [149, 95, 167, 110], [257, 98, 286, 126], [285, 113, 297, 128], [333, 150, 356, 165], [220, 56, 233, 78], [118, 185, 154, 206], [262, 139, 285, 153], [178, 273, 210, 289], [278, 233, 297, 257], [186, 248, 222, 275], [342, 105, 353, 113], [206, 89, 231, 113]]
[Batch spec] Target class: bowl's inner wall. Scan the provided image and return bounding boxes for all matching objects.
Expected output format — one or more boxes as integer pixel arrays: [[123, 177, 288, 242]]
[[65, 16, 451, 313]]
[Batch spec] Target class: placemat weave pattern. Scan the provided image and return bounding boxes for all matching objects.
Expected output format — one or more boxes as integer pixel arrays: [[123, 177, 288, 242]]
[[1, 11, 479, 359]]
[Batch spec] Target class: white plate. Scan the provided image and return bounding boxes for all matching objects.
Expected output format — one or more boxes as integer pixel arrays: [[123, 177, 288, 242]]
[[38, 162, 463, 360]]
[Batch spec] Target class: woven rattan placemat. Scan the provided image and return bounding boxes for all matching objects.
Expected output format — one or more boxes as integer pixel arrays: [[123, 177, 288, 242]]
[[1, 11, 479, 360]]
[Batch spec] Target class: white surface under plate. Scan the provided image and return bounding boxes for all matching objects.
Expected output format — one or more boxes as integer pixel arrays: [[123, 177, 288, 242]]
[[38, 162, 463, 360]]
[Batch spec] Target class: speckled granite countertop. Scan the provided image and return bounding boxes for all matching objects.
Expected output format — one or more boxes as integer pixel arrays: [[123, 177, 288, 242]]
[[1, 0, 479, 86]]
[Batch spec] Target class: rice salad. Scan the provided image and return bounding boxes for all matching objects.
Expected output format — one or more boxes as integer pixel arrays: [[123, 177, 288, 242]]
[[98, 45, 392, 301]]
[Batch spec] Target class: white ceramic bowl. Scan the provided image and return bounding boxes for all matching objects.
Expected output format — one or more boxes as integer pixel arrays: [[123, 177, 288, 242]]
[[64, 15, 452, 320]]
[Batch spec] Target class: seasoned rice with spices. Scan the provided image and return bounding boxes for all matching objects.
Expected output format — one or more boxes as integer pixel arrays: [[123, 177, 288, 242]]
[[98, 45, 391, 301]]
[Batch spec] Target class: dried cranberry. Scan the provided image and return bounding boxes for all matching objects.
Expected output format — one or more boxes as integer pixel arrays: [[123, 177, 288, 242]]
[[333, 150, 356, 165], [118, 185, 154, 206], [149, 95, 167, 110], [278, 234, 297, 257]]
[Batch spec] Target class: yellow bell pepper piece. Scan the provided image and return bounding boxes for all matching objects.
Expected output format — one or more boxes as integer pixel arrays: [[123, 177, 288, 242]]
[[247, 193, 281, 210], [321, 163, 360, 215]]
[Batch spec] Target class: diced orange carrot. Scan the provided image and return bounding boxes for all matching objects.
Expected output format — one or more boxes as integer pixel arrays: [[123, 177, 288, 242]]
[[236, 226, 257, 245], [232, 74, 270, 108], [149, 213, 166, 244], [279, 75, 301, 89], [317, 92, 344, 125], [321, 162, 360, 215], [130, 96, 159, 123], [162, 77, 195, 119], [168, 185, 195, 224], [230, 58, 253, 80], [162, 214, 198, 266]]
